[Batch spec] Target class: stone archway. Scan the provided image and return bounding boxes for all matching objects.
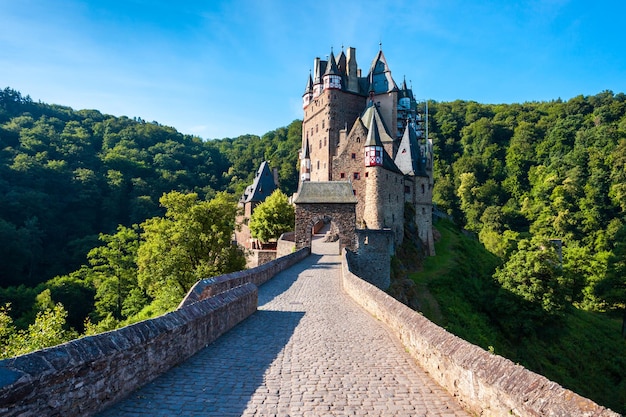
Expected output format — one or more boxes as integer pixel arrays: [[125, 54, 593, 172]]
[[293, 182, 358, 253]]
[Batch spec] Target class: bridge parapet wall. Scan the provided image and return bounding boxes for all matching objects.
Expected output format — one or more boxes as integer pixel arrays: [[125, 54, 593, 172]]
[[0, 283, 257, 417], [340, 249, 619, 417], [180, 247, 309, 307]]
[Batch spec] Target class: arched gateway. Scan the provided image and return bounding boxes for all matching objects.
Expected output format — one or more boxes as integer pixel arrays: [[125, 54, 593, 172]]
[[293, 182, 357, 251]]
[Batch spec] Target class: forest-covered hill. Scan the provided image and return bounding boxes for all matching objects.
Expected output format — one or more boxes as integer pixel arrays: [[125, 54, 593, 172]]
[[428, 92, 626, 318], [0, 87, 301, 288]]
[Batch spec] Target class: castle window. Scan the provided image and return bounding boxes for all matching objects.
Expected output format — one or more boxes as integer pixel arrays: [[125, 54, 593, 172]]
[[317, 160, 320, 169], [319, 140, 322, 149], [351, 153, 356, 159], [365, 172, 369, 178], [356, 137, 361, 143], [353, 172, 360, 180], [388, 194, 391, 202], [422, 184, 425, 194], [353, 189, 357, 196], [422, 207, 426, 214], [404, 185, 410, 194], [340, 172, 345, 178], [322, 120, 325, 129], [324, 138, 327, 146], [316, 124, 318, 133]]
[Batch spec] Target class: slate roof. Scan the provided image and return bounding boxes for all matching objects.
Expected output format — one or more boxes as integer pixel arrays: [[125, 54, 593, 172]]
[[240, 161, 278, 203], [361, 105, 402, 174], [361, 105, 394, 145], [303, 136, 310, 159], [395, 123, 428, 177], [324, 50, 339, 76], [293, 181, 357, 204], [367, 49, 399, 94]]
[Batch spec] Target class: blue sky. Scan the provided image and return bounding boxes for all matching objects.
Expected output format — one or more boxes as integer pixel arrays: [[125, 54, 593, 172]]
[[1, 0, 624, 139]]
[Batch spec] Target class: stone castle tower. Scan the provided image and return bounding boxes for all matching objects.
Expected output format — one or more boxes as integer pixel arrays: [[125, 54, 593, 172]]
[[299, 46, 435, 255]]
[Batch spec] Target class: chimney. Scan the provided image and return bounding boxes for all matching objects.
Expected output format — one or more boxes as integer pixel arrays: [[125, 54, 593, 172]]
[[346, 47, 359, 93]]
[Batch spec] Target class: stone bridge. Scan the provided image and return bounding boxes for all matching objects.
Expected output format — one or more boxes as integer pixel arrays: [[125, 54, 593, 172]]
[[0, 234, 620, 416]]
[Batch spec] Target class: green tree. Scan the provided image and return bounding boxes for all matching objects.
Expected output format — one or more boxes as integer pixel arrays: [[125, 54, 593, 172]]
[[595, 225, 626, 337], [249, 189, 295, 243], [0, 290, 77, 359], [88, 225, 142, 321], [0, 304, 16, 358], [137, 191, 245, 311], [494, 238, 572, 315], [492, 238, 575, 337]]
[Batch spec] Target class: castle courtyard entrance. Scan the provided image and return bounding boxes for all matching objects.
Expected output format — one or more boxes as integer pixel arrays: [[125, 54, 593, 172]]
[[310, 221, 340, 255], [293, 182, 357, 253]]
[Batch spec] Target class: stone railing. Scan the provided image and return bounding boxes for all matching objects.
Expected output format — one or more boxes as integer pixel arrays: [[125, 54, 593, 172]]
[[340, 249, 620, 417], [0, 248, 310, 417], [276, 231, 296, 258], [179, 247, 309, 307], [0, 284, 257, 417]]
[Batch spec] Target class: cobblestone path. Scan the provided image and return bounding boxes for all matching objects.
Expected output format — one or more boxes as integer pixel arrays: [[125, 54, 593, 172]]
[[97, 241, 470, 417]]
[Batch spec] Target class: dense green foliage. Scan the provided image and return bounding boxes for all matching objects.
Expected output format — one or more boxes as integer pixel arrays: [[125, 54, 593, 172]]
[[429, 92, 626, 320], [249, 189, 295, 243], [0, 87, 301, 288], [0, 190, 246, 357], [137, 191, 246, 310], [412, 220, 625, 413]]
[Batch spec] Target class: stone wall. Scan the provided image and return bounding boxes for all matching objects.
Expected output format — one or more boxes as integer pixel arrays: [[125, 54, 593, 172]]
[[295, 203, 356, 251], [346, 229, 393, 290], [340, 250, 620, 417], [0, 284, 258, 417], [246, 250, 277, 268], [180, 247, 309, 307], [276, 232, 296, 258]]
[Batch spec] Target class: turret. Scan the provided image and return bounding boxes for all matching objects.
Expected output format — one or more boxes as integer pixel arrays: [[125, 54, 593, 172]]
[[313, 57, 324, 98], [302, 72, 313, 108], [323, 49, 341, 90], [300, 137, 311, 182], [364, 116, 384, 167], [398, 76, 413, 111]]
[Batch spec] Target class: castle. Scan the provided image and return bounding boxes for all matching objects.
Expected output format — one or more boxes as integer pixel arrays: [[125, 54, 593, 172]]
[[297, 46, 435, 255]]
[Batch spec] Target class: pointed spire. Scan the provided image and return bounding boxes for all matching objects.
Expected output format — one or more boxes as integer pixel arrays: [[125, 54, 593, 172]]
[[300, 137, 311, 182], [324, 49, 339, 76], [337, 49, 347, 77], [395, 122, 427, 176], [365, 114, 384, 148], [368, 71, 375, 105], [303, 136, 310, 159], [304, 70, 313, 94], [368, 47, 398, 93]]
